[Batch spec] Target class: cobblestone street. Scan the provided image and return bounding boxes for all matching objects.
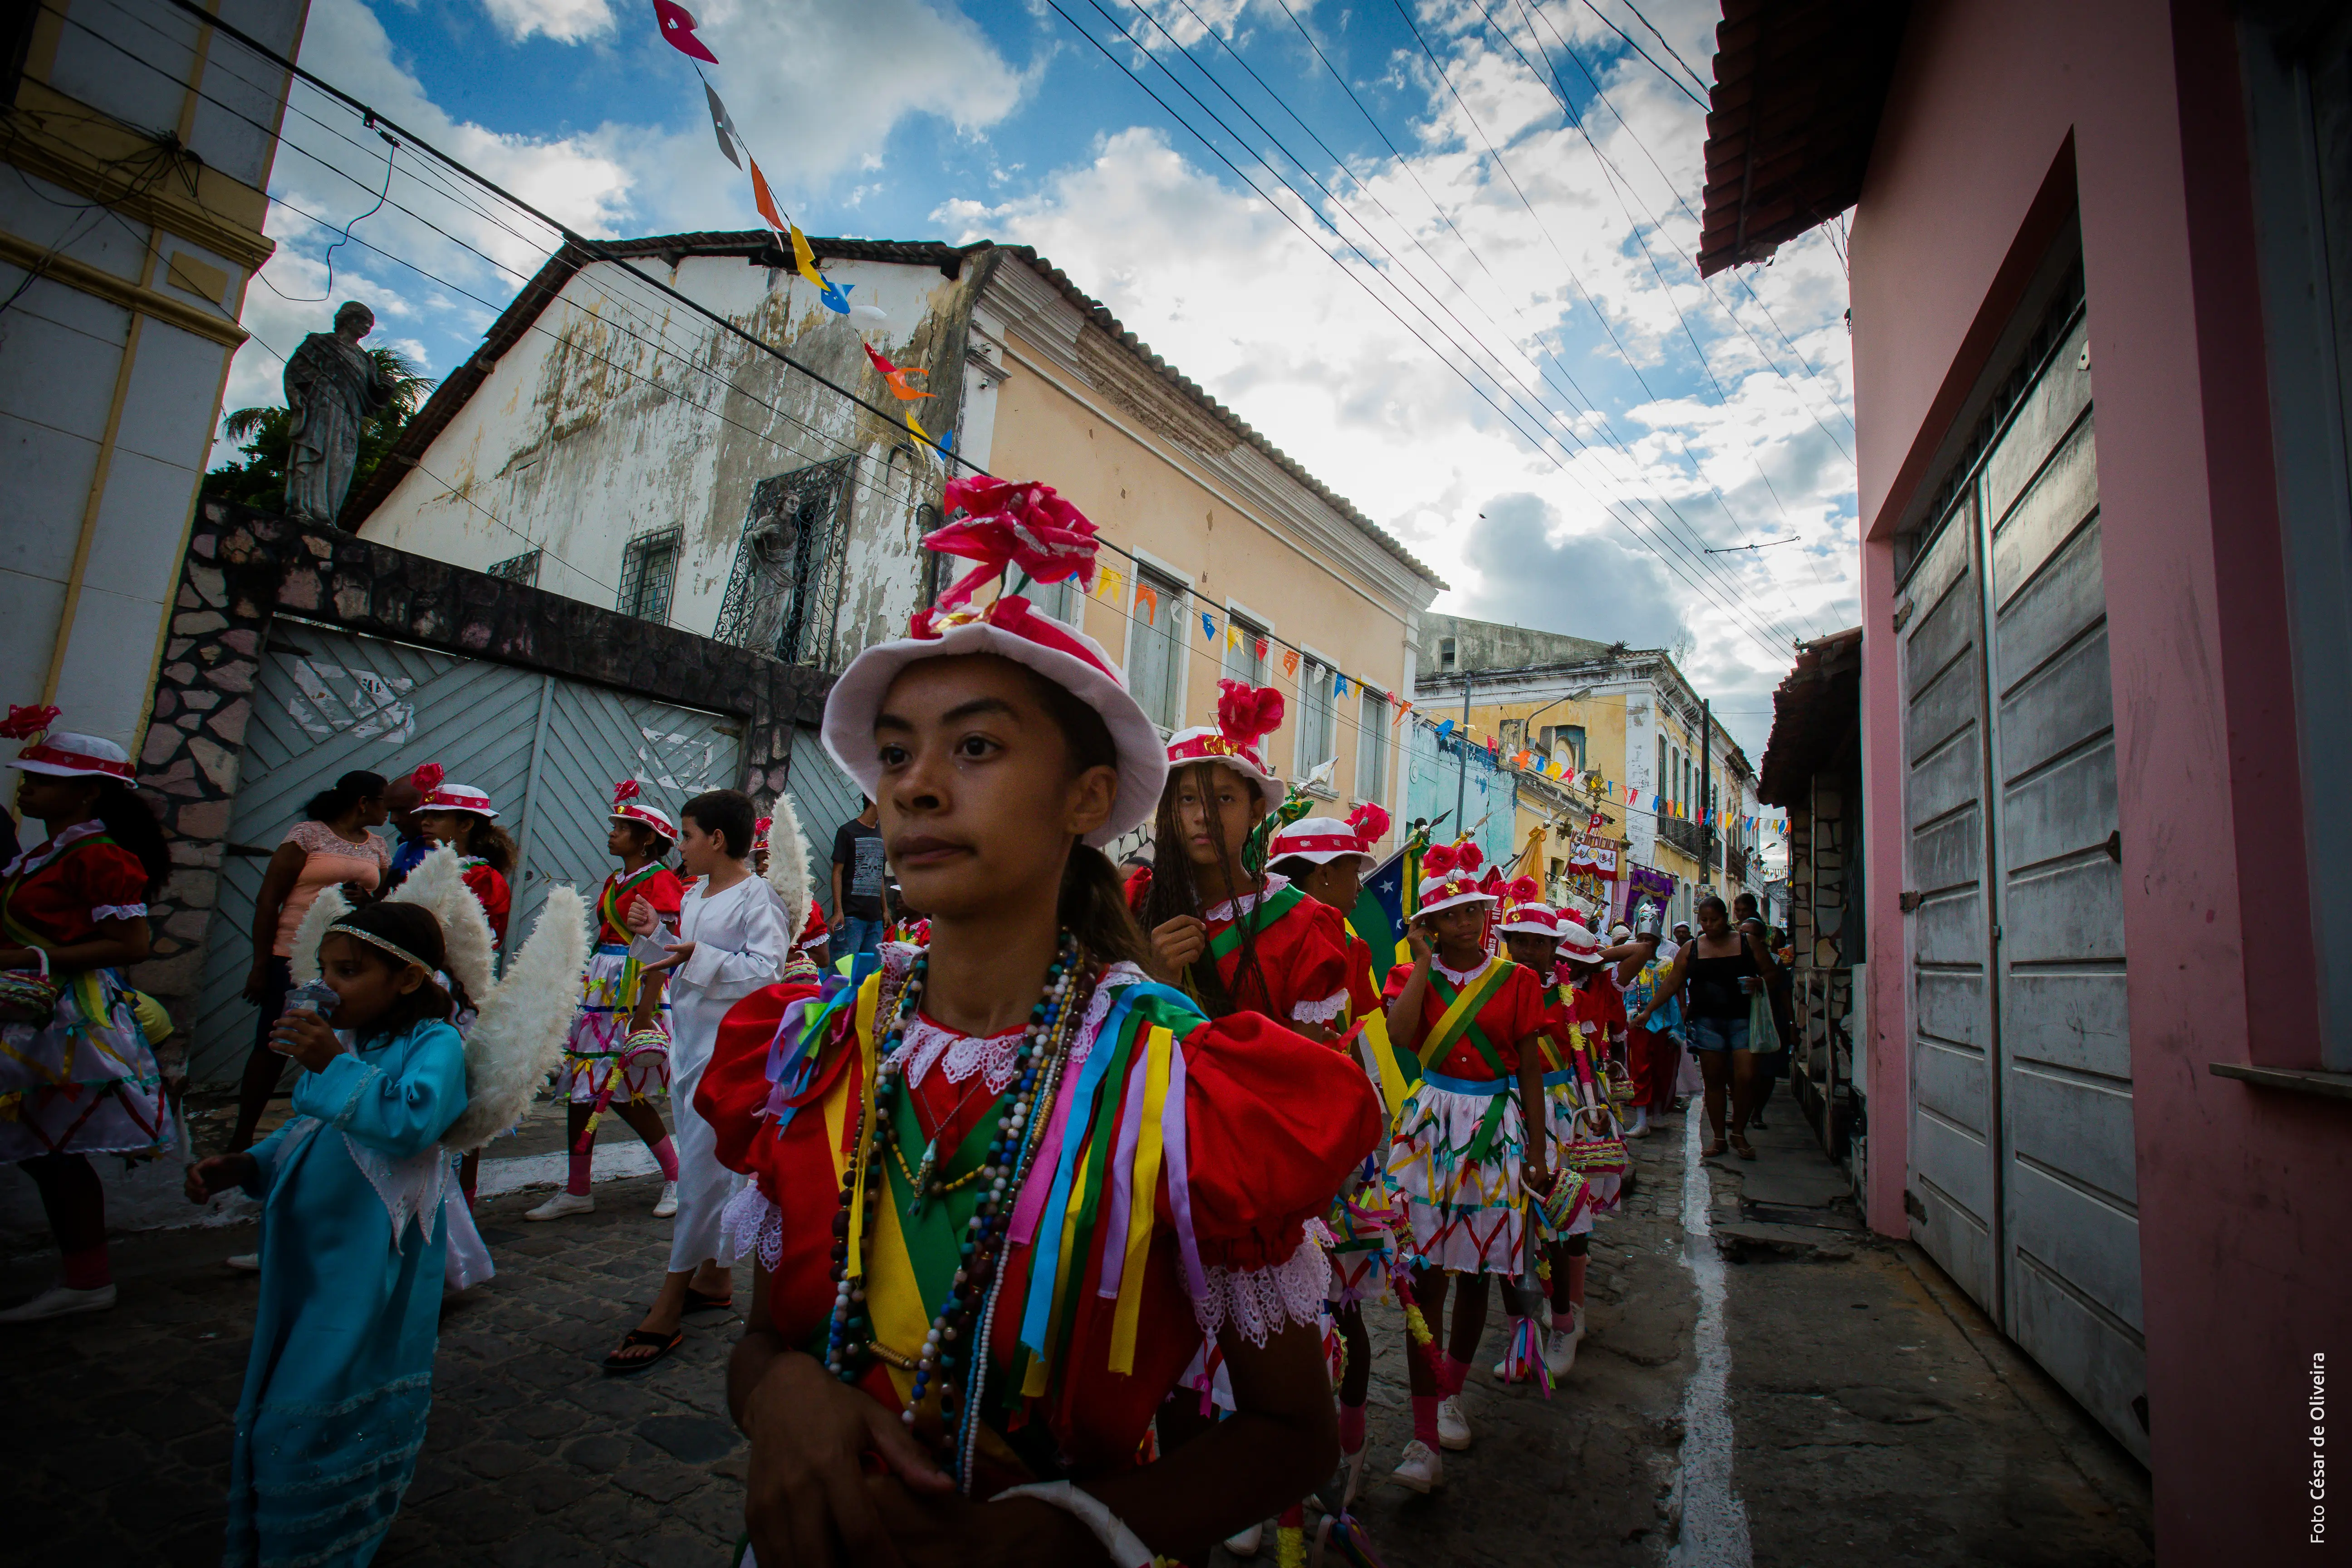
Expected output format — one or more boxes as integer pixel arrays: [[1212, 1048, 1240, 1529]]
[[3, 1104, 2151, 1566]]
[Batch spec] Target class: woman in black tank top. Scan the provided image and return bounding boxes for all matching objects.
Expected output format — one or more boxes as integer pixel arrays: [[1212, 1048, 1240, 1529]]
[[1629, 894, 1778, 1159]]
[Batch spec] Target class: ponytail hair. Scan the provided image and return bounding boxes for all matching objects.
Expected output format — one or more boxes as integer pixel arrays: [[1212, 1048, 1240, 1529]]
[[1058, 842, 1151, 971], [94, 780, 170, 898], [305, 769, 387, 824]]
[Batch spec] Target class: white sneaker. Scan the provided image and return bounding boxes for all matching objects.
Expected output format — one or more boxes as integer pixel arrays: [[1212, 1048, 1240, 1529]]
[[0, 1283, 116, 1323], [1626, 1107, 1651, 1138], [1224, 1522, 1263, 1557], [1544, 1318, 1582, 1380], [1391, 1438, 1444, 1492], [525, 1190, 595, 1221], [651, 1181, 678, 1218], [1436, 1395, 1471, 1450], [225, 1252, 260, 1272]]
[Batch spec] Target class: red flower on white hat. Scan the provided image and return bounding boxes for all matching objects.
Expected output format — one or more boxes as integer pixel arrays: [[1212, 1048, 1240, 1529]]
[[1215, 680, 1285, 749], [928, 479, 1100, 613], [1346, 802, 1390, 844], [613, 779, 642, 805], [411, 763, 445, 793], [0, 704, 59, 741]]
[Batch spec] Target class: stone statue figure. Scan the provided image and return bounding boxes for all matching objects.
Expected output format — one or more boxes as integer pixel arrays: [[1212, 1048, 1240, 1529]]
[[283, 300, 392, 524]]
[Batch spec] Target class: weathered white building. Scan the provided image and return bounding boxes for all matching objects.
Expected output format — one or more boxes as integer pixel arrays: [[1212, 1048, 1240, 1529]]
[[353, 233, 1443, 837], [2, 0, 305, 746]]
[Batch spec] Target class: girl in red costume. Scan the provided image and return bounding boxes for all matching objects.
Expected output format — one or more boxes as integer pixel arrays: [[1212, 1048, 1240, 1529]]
[[409, 769, 514, 948], [1380, 842, 1550, 1491], [1132, 681, 1352, 1035], [695, 478, 1381, 1567], [529, 780, 686, 1223], [0, 710, 173, 1323]]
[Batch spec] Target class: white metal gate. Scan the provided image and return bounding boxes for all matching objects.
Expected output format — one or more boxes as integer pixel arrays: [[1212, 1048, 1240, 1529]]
[[1899, 304, 2145, 1461], [191, 620, 744, 1086]]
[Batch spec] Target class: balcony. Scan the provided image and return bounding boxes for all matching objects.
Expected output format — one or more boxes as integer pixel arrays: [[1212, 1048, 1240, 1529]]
[[1725, 845, 1749, 884], [1656, 816, 1703, 859]]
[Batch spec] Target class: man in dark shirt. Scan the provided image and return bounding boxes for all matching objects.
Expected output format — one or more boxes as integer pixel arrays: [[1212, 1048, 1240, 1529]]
[[830, 799, 886, 960]]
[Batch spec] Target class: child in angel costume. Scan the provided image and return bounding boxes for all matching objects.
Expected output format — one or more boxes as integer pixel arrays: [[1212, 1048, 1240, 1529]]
[[695, 476, 1381, 1567], [0, 710, 175, 1324], [528, 780, 686, 1223], [1380, 841, 1551, 1492], [185, 867, 582, 1565]]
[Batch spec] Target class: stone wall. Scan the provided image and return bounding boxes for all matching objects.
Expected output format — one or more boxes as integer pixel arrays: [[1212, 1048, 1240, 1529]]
[[129, 500, 832, 1030]]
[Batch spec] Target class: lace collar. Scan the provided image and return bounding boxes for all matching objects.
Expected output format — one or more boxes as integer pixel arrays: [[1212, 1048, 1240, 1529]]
[[887, 958, 1150, 1096], [2, 819, 105, 881], [1434, 953, 1494, 988], [1203, 871, 1290, 927]]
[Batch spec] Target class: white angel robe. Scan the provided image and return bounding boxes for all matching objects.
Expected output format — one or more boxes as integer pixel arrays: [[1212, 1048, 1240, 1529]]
[[635, 872, 785, 1274]]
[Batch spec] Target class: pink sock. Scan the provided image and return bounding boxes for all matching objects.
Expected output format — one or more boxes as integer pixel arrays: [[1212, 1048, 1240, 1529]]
[[1441, 1353, 1471, 1397], [566, 1150, 593, 1196], [649, 1134, 679, 1182], [62, 1244, 109, 1290], [1411, 1395, 1440, 1449], [1336, 1401, 1366, 1454]]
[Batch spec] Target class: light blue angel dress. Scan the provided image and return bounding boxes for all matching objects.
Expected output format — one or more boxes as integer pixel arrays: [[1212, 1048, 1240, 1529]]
[[226, 1018, 468, 1568]]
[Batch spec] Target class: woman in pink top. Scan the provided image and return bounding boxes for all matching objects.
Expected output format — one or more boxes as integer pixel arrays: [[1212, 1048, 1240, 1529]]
[[231, 770, 392, 1150]]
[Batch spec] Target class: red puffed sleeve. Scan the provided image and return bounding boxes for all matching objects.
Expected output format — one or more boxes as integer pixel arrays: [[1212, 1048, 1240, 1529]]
[[1239, 898, 1352, 1027], [696, 980, 823, 1179], [1380, 961, 1417, 1005], [74, 842, 152, 920], [1494, 963, 1545, 1053], [1344, 934, 1380, 1020], [641, 867, 686, 920], [463, 863, 510, 947], [1164, 1010, 1382, 1281]]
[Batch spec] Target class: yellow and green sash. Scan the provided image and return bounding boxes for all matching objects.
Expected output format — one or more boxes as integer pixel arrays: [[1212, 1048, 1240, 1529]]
[[1205, 883, 1307, 964], [1417, 958, 1519, 1161]]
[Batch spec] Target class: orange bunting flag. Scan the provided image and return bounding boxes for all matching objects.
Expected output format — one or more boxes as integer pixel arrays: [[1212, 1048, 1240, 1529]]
[[748, 158, 787, 236], [861, 342, 930, 402], [1135, 583, 1158, 621], [1280, 648, 1300, 678]]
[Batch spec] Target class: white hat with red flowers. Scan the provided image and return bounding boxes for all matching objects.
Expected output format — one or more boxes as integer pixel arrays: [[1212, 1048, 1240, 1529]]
[[2, 706, 133, 781], [409, 764, 498, 819], [608, 779, 676, 843], [1165, 680, 1286, 810], [819, 478, 1165, 848], [1496, 878, 1559, 936], [1415, 839, 1499, 916]]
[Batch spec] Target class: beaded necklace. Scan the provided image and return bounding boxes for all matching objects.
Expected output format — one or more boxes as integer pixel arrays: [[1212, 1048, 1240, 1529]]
[[824, 932, 1099, 1489]]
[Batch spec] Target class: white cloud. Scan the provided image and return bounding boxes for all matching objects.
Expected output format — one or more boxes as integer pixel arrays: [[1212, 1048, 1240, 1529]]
[[477, 0, 614, 44]]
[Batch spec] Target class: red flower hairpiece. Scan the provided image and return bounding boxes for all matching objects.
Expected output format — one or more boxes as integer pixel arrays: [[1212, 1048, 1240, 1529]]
[[926, 479, 1100, 612], [1346, 802, 1391, 842], [1215, 680, 1285, 748], [410, 763, 445, 792], [0, 704, 60, 742], [612, 779, 642, 805]]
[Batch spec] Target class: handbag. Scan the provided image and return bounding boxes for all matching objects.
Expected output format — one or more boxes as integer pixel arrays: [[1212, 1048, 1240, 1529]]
[[1531, 1166, 1589, 1233], [1564, 1106, 1629, 1175], [0, 947, 59, 1027]]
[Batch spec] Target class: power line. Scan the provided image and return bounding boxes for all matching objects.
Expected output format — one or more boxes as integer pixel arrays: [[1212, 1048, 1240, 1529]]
[[1056, 0, 1815, 661], [1572, 0, 1705, 108], [1613, 0, 1712, 98]]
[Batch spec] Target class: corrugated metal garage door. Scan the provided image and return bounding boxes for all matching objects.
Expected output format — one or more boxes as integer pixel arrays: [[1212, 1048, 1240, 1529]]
[[1899, 302, 2144, 1462], [191, 619, 742, 1086]]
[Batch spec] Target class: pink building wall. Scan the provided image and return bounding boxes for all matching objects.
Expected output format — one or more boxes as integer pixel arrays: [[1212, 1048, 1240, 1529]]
[[1848, 0, 2349, 1556]]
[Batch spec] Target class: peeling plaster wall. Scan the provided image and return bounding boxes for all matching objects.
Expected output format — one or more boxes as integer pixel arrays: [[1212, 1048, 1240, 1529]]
[[358, 252, 982, 658]]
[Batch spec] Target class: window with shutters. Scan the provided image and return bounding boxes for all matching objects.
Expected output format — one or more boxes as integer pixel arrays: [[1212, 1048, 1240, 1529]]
[[1126, 566, 1186, 732], [617, 528, 681, 624], [1295, 657, 1338, 782], [1357, 688, 1388, 803], [1222, 612, 1267, 686]]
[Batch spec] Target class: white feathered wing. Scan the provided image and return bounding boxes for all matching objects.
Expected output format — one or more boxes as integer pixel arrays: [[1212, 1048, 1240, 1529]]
[[383, 846, 496, 1002], [443, 883, 588, 1153], [288, 885, 353, 986], [765, 792, 813, 945]]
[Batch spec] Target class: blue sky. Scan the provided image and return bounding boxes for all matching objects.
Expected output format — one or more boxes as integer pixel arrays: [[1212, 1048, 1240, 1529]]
[[221, 0, 1858, 762]]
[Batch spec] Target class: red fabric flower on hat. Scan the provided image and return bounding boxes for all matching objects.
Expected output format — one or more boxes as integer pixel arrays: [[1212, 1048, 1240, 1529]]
[[926, 479, 1099, 612], [1421, 842, 1459, 878], [1454, 840, 1485, 874], [0, 704, 60, 741], [754, 816, 774, 840], [1506, 875, 1540, 904], [1346, 802, 1391, 843], [410, 763, 446, 792], [1215, 680, 1284, 748], [612, 779, 642, 805]]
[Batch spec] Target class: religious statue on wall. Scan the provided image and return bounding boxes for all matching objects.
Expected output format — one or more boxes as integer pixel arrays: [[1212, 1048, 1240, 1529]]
[[283, 300, 392, 524]]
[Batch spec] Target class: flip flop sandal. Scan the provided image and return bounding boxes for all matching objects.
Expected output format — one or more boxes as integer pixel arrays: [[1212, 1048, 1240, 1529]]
[[682, 1288, 735, 1316], [1730, 1135, 1758, 1160], [1700, 1141, 1726, 1158], [603, 1327, 684, 1374]]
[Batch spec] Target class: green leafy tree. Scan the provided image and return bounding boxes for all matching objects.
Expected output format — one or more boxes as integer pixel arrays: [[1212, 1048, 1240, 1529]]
[[201, 346, 436, 519]]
